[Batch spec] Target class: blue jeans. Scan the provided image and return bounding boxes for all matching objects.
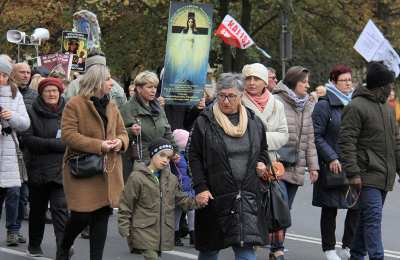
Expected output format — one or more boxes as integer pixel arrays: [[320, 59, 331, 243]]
[[350, 187, 386, 260], [0, 187, 21, 233], [198, 246, 256, 260], [270, 181, 298, 253]]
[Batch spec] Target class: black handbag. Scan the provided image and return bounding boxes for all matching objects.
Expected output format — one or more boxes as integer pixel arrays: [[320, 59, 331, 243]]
[[267, 166, 291, 232], [68, 153, 106, 178], [321, 162, 349, 189], [268, 180, 292, 232], [276, 146, 297, 166], [277, 111, 304, 167]]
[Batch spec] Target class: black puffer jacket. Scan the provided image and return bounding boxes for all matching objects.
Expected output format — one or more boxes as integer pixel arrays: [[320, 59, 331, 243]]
[[188, 106, 271, 251], [339, 86, 400, 191], [21, 96, 66, 186], [19, 86, 38, 111]]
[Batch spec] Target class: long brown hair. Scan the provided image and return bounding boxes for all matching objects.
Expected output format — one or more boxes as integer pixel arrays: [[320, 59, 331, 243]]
[[9, 78, 18, 99]]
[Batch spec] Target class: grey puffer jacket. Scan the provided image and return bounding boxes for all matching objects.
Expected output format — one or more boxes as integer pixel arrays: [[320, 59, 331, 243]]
[[273, 81, 319, 185]]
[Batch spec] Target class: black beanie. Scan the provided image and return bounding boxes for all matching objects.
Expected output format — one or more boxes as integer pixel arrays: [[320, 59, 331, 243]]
[[148, 138, 174, 158], [366, 62, 395, 89]]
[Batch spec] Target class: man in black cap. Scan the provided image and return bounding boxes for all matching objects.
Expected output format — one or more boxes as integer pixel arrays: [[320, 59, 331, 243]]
[[339, 61, 400, 260]]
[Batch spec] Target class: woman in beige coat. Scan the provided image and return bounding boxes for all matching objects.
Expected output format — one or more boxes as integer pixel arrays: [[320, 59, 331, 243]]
[[57, 64, 128, 260], [271, 66, 319, 260]]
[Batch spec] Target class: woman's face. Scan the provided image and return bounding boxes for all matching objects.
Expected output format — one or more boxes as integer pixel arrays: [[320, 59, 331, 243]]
[[136, 83, 157, 102], [245, 76, 267, 96], [129, 85, 135, 97], [217, 87, 242, 115], [41, 85, 60, 106], [294, 74, 310, 97], [101, 76, 113, 96], [0, 72, 9, 86], [334, 72, 353, 95]]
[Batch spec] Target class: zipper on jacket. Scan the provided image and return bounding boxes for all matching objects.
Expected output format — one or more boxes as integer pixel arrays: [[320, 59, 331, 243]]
[[237, 189, 244, 247]]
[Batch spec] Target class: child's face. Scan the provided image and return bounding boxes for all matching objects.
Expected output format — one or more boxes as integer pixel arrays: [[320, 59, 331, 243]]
[[151, 149, 173, 170]]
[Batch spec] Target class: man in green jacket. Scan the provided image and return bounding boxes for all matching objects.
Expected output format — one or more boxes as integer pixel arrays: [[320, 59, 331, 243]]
[[339, 61, 400, 260]]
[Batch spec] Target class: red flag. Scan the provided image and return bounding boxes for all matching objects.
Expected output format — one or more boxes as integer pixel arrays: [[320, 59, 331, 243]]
[[214, 15, 254, 49]]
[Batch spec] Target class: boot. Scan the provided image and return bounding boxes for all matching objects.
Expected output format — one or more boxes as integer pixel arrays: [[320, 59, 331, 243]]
[[55, 247, 70, 260], [189, 231, 194, 245], [175, 231, 184, 246]]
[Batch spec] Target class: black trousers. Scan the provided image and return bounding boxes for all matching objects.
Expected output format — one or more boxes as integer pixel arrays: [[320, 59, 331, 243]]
[[60, 206, 112, 260], [29, 182, 68, 248], [320, 207, 360, 251]]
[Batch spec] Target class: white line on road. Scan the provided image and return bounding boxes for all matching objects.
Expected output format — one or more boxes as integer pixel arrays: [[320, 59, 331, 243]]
[[286, 233, 400, 259], [0, 246, 53, 260], [165, 250, 198, 259]]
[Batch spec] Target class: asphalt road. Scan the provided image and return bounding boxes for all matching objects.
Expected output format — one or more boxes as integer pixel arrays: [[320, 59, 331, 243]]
[[1, 176, 399, 260]]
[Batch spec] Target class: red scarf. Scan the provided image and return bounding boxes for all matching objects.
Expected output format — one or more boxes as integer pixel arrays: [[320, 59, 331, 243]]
[[245, 89, 270, 112]]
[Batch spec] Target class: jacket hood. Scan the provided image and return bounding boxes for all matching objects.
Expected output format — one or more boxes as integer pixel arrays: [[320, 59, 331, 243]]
[[32, 96, 65, 118], [352, 85, 385, 103]]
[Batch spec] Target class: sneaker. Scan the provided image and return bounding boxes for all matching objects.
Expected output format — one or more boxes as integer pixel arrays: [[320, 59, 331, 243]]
[[27, 246, 44, 257], [269, 251, 285, 260], [6, 232, 18, 246], [337, 247, 351, 259], [325, 250, 341, 260], [17, 233, 26, 243]]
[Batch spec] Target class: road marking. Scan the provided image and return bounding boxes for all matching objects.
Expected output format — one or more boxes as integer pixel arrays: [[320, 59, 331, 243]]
[[165, 250, 198, 259], [287, 233, 400, 259], [0, 246, 53, 260]]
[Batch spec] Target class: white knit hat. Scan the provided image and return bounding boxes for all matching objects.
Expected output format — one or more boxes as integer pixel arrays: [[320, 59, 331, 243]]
[[242, 63, 268, 84]]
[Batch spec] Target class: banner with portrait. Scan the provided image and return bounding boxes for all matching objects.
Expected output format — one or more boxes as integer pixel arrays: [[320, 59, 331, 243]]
[[62, 31, 88, 72], [161, 2, 213, 106]]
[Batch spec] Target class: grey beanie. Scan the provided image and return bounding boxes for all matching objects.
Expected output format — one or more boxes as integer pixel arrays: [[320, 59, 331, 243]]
[[0, 57, 13, 76], [85, 55, 106, 69]]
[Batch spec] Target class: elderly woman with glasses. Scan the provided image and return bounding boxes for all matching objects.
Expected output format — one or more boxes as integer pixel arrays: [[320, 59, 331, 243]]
[[189, 73, 272, 260]]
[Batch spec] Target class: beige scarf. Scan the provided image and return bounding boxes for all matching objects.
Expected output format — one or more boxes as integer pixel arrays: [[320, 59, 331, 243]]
[[212, 102, 248, 137]]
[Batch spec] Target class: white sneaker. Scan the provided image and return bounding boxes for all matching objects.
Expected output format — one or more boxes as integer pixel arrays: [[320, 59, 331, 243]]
[[337, 247, 351, 259], [325, 250, 341, 260]]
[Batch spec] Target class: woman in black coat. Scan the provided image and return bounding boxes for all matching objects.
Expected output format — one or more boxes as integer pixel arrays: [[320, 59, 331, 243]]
[[312, 65, 359, 260], [21, 78, 68, 257], [189, 73, 272, 259]]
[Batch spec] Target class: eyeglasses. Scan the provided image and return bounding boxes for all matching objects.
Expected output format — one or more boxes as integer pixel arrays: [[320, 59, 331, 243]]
[[217, 93, 239, 103], [337, 79, 352, 83], [42, 89, 59, 94]]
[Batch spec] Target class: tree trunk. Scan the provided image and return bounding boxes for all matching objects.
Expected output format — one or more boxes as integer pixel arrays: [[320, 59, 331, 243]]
[[219, 0, 232, 72], [233, 0, 251, 72]]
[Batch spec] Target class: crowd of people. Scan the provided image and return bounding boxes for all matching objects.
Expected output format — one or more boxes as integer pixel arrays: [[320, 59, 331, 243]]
[[0, 49, 399, 260]]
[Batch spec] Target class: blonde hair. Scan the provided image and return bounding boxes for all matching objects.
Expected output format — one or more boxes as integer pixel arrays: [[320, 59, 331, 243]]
[[78, 64, 110, 97], [134, 71, 159, 87], [29, 74, 44, 91]]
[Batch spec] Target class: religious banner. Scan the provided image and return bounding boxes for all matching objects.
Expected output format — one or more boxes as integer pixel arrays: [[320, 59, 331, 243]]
[[161, 1, 213, 106], [62, 31, 88, 72]]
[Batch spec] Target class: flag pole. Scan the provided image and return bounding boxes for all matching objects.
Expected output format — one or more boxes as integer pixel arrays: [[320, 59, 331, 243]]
[[254, 44, 271, 59]]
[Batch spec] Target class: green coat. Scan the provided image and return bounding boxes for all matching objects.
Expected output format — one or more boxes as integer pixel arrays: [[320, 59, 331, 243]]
[[118, 162, 197, 251], [120, 95, 175, 166], [339, 86, 400, 191]]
